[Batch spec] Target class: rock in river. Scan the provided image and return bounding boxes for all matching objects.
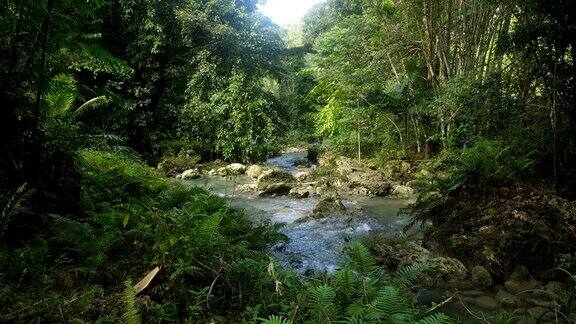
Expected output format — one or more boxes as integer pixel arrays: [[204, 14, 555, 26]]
[[218, 163, 246, 175], [181, 168, 201, 180], [246, 165, 265, 178], [257, 169, 296, 196]]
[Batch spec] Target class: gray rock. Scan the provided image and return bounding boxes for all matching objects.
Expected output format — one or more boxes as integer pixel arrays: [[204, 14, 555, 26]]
[[505, 266, 540, 294], [543, 281, 570, 302], [390, 185, 415, 198], [311, 196, 345, 218], [218, 163, 246, 175], [474, 296, 499, 310], [527, 306, 547, 319], [258, 183, 292, 196], [246, 165, 265, 179], [289, 187, 311, 198], [526, 296, 553, 308], [295, 171, 309, 182], [293, 158, 311, 168], [181, 169, 201, 180], [496, 289, 518, 307], [257, 170, 296, 190], [471, 265, 493, 288], [427, 257, 468, 284], [236, 183, 257, 193], [459, 290, 485, 297]]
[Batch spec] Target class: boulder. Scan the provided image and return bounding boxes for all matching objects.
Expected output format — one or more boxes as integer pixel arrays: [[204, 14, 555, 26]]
[[258, 183, 293, 196], [181, 169, 201, 180], [258, 169, 295, 186], [236, 183, 257, 193], [336, 157, 392, 196], [246, 165, 265, 179], [505, 266, 541, 294], [289, 187, 311, 198], [293, 158, 311, 168], [471, 266, 493, 288], [391, 185, 414, 198], [427, 257, 468, 284], [459, 290, 485, 297], [527, 306, 547, 320], [208, 169, 218, 176], [311, 196, 345, 218], [257, 170, 296, 194], [295, 171, 309, 182], [474, 296, 499, 310], [218, 163, 246, 175], [543, 281, 570, 302], [315, 185, 338, 197], [175, 173, 183, 180], [496, 289, 519, 307]]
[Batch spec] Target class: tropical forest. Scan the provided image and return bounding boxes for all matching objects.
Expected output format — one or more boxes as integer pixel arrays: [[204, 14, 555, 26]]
[[1, 0, 575, 322]]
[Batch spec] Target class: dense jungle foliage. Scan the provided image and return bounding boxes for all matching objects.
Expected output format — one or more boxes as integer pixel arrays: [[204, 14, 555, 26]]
[[0, 0, 575, 322]]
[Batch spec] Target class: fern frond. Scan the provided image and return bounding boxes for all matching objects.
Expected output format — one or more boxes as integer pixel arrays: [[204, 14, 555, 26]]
[[394, 263, 431, 289], [344, 314, 369, 324], [308, 284, 337, 321], [346, 242, 378, 275], [122, 279, 141, 324], [417, 313, 454, 324], [368, 286, 416, 321], [260, 315, 294, 324]]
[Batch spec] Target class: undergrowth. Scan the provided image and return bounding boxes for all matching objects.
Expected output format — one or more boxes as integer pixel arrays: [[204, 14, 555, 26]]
[[0, 150, 451, 322]]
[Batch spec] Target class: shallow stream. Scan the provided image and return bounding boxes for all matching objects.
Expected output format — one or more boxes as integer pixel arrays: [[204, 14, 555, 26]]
[[185, 151, 413, 274]]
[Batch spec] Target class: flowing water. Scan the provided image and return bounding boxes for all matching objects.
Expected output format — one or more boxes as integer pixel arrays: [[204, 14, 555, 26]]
[[186, 151, 413, 274]]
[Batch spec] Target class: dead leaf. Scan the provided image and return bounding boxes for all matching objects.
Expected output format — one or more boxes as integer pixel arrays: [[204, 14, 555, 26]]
[[134, 266, 161, 295]]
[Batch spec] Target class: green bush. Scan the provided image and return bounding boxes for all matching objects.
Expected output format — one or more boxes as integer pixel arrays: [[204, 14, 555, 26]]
[[1, 150, 287, 321]]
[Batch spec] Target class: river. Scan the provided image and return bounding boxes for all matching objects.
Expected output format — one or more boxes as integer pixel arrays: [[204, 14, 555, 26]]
[[185, 150, 415, 274]]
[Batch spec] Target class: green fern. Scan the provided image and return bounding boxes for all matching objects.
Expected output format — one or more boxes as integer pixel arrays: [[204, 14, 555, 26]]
[[260, 315, 294, 324], [394, 263, 431, 289], [308, 284, 337, 321], [416, 312, 455, 324], [346, 242, 378, 275], [367, 285, 416, 322], [122, 279, 141, 324]]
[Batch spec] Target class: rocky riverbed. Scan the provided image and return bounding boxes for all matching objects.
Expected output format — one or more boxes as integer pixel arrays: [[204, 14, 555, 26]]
[[169, 148, 575, 323]]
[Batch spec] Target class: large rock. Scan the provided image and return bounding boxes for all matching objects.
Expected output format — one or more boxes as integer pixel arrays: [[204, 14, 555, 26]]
[[473, 296, 499, 310], [181, 169, 201, 180], [311, 196, 345, 218], [368, 237, 468, 287], [496, 289, 519, 307], [543, 281, 571, 302], [295, 171, 309, 182], [505, 266, 541, 294], [390, 185, 414, 198], [289, 187, 311, 198], [257, 170, 296, 192], [246, 165, 265, 179], [258, 183, 293, 196], [471, 266, 493, 288], [427, 257, 468, 284], [236, 183, 257, 193], [218, 163, 246, 175], [336, 157, 392, 196]]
